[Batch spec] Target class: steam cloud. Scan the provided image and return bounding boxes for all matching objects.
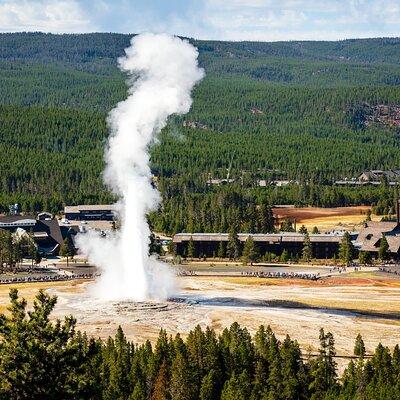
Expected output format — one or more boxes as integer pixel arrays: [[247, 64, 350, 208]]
[[77, 33, 204, 301]]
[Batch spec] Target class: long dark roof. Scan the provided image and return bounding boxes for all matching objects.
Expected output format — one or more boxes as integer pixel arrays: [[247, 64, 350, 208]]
[[173, 232, 346, 244], [356, 221, 400, 253], [37, 220, 63, 246], [0, 215, 36, 224]]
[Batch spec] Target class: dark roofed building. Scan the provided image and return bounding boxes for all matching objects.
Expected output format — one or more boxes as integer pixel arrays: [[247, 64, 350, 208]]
[[355, 198, 400, 258], [64, 204, 116, 221], [355, 221, 400, 257], [0, 214, 64, 256], [173, 232, 351, 259], [358, 169, 400, 182]]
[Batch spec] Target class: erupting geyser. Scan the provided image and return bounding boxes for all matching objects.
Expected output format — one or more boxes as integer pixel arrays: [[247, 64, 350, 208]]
[[76, 33, 204, 301]]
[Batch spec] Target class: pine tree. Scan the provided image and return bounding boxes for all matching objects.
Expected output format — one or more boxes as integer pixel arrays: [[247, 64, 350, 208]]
[[354, 334, 366, 359], [257, 202, 275, 233], [339, 232, 355, 266], [221, 371, 251, 400], [280, 218, 295, 232], [130, 381, 146, 400], [187, 236, 195, 260], [378, 234, 390, 261], [312, 226, 320, 234], [281, 335, 306, 400], [0, 289, 91, 399], [217, 241, 226, 259], [302, 232, 312, 262], [150, 361, 169, 400], [242, 236, 259, 265], [170, 351, 196, 400], [227, 228, 241, 260], [250, 359, 268, 400], [280, 249, 289, 263], [299, 225, 308, 234], [309, 328, 338, 399], [267, 334, 284, 399], [199, 370, 218, 400], [358, 251, 372, 265], [59, 236, 75, 267]]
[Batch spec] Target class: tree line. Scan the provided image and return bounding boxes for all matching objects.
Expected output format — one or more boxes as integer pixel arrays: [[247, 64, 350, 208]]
[[0, 289, 399, 399]]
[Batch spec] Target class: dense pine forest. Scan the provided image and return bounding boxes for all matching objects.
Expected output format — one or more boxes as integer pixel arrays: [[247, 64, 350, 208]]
[[0, 289, 399, 400], [1, 33, 400, 232]]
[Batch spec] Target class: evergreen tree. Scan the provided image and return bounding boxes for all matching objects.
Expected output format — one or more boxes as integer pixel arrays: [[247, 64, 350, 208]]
[[187, 236, 195, 260], [0, 289, 91, 399], [149, 233, 162, 255], [221, 371, 251, 400], [309, 329, 338, 399], [302, 232, 312, 262], [59, 236, 76, 267], [227, 228, 241, 260], [280, 218, 295, 232], [34, 250, 42, 265], [170, 351, 196, 400], [311, 226, 320, 234], [280, 249, 289, 263], [354, 334, 366, 359], [267, 334, 284, 399], [130, 381, 146, 400], [150, 361, 169, 400], [339, 232, 355, 266], [242, 236, 259, 265], [378, 234, 390, 261], [281, 335, 307, 400], [199, 370, 218, 400], [217, 241, 226, 259], [257, 202, 275, 233], [103, 326, 133, 400], [299, 225, 308, 234], [358, 251, 372, 265]]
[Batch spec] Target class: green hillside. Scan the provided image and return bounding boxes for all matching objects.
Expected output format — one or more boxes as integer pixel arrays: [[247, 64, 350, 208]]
[[0, 33, 399, 232]]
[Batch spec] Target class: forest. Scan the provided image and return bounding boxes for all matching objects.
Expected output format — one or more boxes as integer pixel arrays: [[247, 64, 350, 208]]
[[0, 33, 400, 232], [0, 289, 399, 400]]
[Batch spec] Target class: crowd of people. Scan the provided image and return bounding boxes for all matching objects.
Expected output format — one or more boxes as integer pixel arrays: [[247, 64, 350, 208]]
[[177, 270, 197, 276], [379, 266, 400, 275], [0, 273, 97, 284], [241, 270, 321, 280]]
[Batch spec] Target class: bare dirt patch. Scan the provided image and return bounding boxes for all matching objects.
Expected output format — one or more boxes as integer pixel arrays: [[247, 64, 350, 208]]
[[273, 206, 375, 231]]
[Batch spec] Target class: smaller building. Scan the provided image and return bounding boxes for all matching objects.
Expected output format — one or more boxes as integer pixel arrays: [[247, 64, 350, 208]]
[[64, 204, 117, 221], [358, 169, 400, 182], [206, 178, 235, 186], [355, 221, 400, 258], [0, 215, 64, 255], [355, 199, 400, 258]]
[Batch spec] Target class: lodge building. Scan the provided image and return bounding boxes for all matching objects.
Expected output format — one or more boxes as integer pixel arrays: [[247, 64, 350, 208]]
[[173, 232, 354, 259], [64, 204, 116, 221], [173, 200, 400, 260], [0, 214, 64, 255]]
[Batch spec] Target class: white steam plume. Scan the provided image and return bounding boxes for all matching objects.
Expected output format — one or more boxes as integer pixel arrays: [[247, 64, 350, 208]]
[[76, 33, 204, 301]]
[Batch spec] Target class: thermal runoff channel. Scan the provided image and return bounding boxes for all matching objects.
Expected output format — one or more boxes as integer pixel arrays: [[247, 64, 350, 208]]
[[77, 33, 204, 301]]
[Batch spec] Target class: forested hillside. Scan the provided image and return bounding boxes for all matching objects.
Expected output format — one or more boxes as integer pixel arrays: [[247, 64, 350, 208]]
[[0, 33, 399, 232]]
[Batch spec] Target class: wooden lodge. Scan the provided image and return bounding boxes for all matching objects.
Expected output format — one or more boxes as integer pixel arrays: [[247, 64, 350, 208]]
[[173, 232, 351, 259]]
